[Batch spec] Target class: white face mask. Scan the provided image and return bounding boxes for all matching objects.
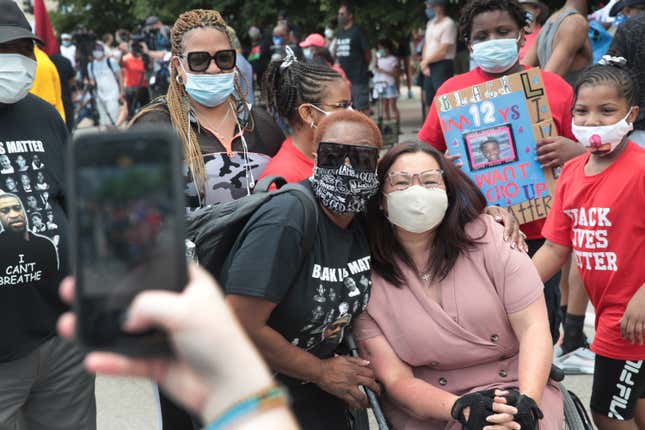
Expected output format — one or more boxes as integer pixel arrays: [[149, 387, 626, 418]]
[[385, 186, 448, 233], [571, 110, 634, 154], [0, 54, 37, 104]]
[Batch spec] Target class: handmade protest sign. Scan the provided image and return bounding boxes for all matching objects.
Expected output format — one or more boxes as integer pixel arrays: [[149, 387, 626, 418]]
[[436, 67, 557, 224]]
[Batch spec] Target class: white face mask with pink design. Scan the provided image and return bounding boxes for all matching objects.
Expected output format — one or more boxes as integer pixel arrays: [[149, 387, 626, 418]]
[[571, 110, 634, 155]]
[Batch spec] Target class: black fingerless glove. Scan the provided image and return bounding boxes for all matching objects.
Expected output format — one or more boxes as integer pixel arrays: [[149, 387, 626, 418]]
[[514, 394, 544, 430], [479, 387, 521, 406], [450, 392, 495, 430]]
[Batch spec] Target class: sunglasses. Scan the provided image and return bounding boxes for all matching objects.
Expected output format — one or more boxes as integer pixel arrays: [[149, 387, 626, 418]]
[[317, 141, 378, 172], [180, 49, 236, 72]]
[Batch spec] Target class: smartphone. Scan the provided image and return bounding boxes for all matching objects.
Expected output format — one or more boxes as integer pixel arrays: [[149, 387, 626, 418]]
[[68, 128, 186, 356]]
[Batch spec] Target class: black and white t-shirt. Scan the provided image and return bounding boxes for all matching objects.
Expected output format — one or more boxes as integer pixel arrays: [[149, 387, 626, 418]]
[[132, 101, 284, 208], [222, 181, 372, 385], [335, 24, 370, 85], [0, 95, 69, 362]]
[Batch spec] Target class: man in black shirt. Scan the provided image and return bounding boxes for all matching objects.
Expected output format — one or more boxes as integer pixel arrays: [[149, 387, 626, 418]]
[[0, 1, 96, 428], [608, 1, 645, 146], [335, 3, 372, 114]]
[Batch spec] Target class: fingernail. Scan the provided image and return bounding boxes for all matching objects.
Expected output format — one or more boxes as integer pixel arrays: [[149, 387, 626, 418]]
[[511, 242, 516, 249], [362, 360, 370, 365], [503, 235, 508, 241], [495, 216, 502, 221]]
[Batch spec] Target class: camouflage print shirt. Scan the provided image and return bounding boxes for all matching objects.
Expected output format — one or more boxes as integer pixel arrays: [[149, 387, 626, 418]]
[[132, 100, 284, 209]]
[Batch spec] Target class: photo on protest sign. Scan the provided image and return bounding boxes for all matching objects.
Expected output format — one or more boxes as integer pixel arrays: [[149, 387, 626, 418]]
[[436, 68, 557, 224], [464, 124, 518, 171]]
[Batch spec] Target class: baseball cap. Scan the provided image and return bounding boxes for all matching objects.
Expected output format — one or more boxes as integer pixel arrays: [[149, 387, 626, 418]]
[[0, 0, 43, 45], [61, 33, 71, 40], [145, 15, 160, 26], [299, 33, 325, 48], [610, 0, 645, 16]]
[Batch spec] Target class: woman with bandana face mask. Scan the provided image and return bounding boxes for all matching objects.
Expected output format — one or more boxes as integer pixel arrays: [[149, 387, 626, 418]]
[[534, 62, 645, 429], [355, 141, 563, 430], [224, 110, 382, 430], [131, 9, 284, 210], [418, 0, 585, 345]]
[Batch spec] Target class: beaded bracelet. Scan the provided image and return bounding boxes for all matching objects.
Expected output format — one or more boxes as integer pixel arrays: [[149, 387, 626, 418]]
[[204, 386, 289, 430]]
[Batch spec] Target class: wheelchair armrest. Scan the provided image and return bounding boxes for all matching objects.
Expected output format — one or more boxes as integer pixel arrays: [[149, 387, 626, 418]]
[[550, 364, 565, 382]]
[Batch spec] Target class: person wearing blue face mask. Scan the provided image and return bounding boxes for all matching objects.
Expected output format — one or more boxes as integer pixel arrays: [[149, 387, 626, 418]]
[[131, 9, 284, 212], [130, 11, 285, 428], [419, 0, 457, 111], [419, 0, 586, 349]]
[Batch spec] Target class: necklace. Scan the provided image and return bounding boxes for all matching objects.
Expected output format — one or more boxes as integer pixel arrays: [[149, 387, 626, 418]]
[[420, 270, 432, 283], [196, 103, 232, 132]]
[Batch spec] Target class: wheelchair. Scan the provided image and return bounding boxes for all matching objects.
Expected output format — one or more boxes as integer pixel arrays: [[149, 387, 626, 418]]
[[349, 365, 593, 430]]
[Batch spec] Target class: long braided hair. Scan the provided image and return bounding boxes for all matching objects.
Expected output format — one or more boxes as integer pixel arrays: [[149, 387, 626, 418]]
[[262, 56, 343, 127], [132, 9, 250, 196]]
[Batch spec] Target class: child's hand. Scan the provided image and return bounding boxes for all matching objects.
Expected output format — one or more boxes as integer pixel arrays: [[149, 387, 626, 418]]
[[621, 284, 645, 345]]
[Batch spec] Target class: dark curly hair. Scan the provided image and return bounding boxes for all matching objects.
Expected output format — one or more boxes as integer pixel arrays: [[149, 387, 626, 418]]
[[458, 0, 529, 42]]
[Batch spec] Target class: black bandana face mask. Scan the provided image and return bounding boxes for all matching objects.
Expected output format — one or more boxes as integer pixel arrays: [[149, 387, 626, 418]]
[[310, 164, 379, 215]]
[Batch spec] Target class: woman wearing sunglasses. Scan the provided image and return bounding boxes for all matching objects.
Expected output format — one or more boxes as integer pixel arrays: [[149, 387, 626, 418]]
[[223, 110, 382, 430], [131, 9, 284, 209], [354, 141, 563, 430], [259, 50, 353, 184]]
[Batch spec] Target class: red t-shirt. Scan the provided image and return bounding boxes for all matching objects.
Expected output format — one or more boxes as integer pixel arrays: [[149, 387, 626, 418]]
[[259, 137, 315, 183], [122, 53, 147, 88], [418, 66, 575, 239], [542, 142, 645, 360]]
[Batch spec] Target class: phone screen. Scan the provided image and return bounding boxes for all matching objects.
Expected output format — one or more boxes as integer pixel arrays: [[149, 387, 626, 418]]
[[72, 132, 185, 353]]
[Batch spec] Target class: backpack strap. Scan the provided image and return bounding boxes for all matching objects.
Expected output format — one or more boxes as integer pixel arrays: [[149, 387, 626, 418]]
[[275, 182, 319, 255], [253, 176, 287, 193]]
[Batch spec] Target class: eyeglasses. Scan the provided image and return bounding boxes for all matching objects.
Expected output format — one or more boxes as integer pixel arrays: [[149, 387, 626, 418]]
[[317, 141, 378, 172], [387, 169, 444, 191], [318, 101, 353, 110], [180, 49, 236, 72]]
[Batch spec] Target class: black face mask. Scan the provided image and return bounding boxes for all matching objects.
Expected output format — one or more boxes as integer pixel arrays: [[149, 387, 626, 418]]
[[309, 164, 379, 215]]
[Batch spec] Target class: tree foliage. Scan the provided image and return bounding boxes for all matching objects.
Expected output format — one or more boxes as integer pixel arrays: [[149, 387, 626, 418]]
[[51, 0, 428, 46], [50, 0, 604, 46]]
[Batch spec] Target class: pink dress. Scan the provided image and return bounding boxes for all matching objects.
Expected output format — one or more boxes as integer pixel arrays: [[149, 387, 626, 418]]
[[353, 215, 563, 430]]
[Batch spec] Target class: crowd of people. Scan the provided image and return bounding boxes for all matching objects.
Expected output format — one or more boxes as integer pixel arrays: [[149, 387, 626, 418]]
[[1, 0, 644, 429]]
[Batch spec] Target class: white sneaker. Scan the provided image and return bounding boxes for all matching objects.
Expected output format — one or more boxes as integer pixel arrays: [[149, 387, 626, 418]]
[[554, 347, 595, 375]]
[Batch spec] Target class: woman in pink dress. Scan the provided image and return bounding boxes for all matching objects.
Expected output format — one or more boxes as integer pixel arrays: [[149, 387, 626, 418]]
[[354, 142, 563, 430]]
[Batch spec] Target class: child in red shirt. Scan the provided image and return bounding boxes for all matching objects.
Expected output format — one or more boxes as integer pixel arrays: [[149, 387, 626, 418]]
[[534, 61, 645, 426]]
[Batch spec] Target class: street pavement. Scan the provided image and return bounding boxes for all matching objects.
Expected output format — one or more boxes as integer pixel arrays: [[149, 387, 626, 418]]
[[95, 87, 594, 429]]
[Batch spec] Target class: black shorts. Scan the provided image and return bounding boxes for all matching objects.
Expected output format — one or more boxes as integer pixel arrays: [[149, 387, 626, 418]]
[[590, 354, 645, 420]]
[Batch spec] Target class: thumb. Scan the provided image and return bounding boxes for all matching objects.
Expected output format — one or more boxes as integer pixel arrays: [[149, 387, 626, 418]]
[[123, 290, 184, 333]]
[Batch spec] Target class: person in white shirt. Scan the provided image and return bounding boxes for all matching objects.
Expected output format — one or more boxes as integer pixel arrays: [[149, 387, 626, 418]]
[[372, 38, 400, 126], [419, 0, 457, 109], [59, 33, 76, 68], [86, 42, 123, 126]]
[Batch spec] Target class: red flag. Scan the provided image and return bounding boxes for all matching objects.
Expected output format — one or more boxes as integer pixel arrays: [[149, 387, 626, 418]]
[[33, 0, 59, 55]]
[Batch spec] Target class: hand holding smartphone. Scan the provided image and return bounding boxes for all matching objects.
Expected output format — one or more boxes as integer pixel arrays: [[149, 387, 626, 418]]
[[68, 128, 186, 356]]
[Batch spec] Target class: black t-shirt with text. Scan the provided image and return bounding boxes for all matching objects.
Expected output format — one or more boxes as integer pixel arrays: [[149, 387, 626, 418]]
[[222, 182, 372, 387], [0, 95, 69, 362], [335, 24, 370, 84]]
